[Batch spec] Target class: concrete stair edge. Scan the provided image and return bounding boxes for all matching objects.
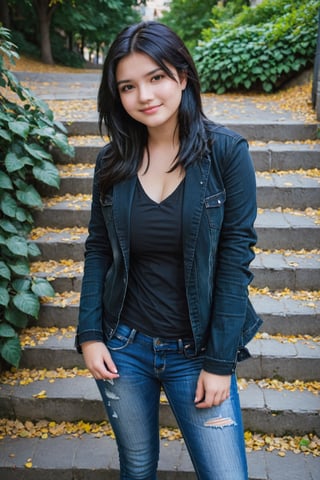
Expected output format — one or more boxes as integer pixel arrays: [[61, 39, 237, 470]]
[[61, 120, 319, 141], [0, 435, 318, 480], [35, 298, 320, 336], [31, 249, 320, 292], [53, 143, 320, 172], [41, 173, 320, 209], [31, 207, 320, 250], [0, 378, 319, 435], [17, 335, 320, 382]]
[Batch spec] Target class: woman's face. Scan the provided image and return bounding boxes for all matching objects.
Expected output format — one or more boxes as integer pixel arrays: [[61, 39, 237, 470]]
[[116, 52, 187, 133]]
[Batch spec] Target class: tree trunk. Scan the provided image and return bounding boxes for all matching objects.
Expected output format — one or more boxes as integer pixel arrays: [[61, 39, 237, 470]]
[[68, 32, 73, 52], [33, 0, 57, 65], [80, 35, 85, 57], [96, 44, 99, 64], [0, 0, 10, 28]]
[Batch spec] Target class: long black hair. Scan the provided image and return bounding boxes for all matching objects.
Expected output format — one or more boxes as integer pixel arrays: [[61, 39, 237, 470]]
[[98, 21, 209, 193]]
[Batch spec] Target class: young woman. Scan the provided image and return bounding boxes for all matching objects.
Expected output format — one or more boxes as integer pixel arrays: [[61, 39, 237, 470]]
[[76, 21, 262, 480]]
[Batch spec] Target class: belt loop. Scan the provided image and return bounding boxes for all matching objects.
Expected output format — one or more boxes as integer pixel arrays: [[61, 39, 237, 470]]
[[177, 338, 184, 352], [128, 328, 137, 343]]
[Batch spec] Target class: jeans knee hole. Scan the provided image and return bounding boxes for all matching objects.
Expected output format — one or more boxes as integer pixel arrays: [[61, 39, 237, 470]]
[[204, 416, 236, 428]]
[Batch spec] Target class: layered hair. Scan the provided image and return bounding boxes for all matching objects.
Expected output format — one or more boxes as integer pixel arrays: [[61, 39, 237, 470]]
[[98, 21, 209, 193]]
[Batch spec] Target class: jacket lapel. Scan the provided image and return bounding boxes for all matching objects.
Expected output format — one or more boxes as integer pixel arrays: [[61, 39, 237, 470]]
[[112, 175, 137, 272], [183, 156, 210, 284]]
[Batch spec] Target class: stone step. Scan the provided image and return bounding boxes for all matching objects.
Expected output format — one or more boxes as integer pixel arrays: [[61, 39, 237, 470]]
[[254, 209, 320, 250], [62, 120, 319, 141], [34, 289, 320, 336], [251, 250, 320, 290], [0, 376, 319, 435], [35, 291, 320, 337], [30, 249, 320, 292], [0, 435, 318, 480], [250, 143, 320, 172], [30, 227, 86, 261], [47, 165, 320, 209], [18, 333, 320, 382], [256, 171, 320, 209], [53, 139, 320, 171], [32, 206, 320, 250], [250, 293, 320, 336]]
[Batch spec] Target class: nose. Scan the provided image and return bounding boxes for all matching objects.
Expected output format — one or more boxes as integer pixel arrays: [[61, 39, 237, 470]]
[[138, 83, 153, 103]]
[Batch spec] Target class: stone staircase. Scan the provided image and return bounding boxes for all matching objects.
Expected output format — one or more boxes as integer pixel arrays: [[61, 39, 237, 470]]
[[0, 111, 319, 479]]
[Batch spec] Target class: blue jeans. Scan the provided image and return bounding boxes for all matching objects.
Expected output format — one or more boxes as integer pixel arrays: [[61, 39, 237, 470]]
[[96, 324, 248, 480]]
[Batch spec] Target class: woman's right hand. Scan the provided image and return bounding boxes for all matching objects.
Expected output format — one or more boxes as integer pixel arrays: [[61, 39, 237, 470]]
[[81, 341, 119, 380]]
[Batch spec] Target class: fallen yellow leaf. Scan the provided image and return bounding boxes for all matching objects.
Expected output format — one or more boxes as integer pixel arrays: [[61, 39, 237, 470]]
[[25, 459, 33, 468], [32, 390, 47, 399]]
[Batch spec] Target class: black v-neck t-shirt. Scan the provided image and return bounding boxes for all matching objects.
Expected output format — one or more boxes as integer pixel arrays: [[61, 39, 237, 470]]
[[120, 177, 192, 338]]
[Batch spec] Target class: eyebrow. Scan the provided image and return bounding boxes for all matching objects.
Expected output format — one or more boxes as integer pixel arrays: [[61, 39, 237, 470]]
[[116, 67, 164, 86]]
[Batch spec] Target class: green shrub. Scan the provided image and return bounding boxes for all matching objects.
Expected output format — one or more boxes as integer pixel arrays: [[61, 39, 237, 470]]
[[194, 0, 320, 93], [160, 0, 217, 52], [10, 30, 40, 59], [0, 27, 74, 368], [207, 0, 250, 28]]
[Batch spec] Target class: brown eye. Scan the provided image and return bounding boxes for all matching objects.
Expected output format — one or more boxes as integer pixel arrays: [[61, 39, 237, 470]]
[[152, 74, 164, 82], [120, 84, 133, 92]]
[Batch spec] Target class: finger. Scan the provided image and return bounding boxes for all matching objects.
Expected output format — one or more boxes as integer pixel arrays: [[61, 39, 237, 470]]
[[92, 363, 119, 380], [96, 370, 119, 380], [194, 379, 205, 405], [195, 393, 215, 409], [103, 351, 118, 375], [196, 389, 229, 408], [195, 400, 209, 409], [84, 357, 118, 380], [95, 359, 119, 380]]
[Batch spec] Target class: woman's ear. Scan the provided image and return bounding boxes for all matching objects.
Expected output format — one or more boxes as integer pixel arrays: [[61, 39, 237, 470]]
[[179, 70, 188, 90]]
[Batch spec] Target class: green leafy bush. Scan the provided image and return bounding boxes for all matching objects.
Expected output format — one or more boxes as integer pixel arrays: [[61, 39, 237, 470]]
[[160, 0, 217, 52], [194, 0, 320, 93], [10, 30, 40, 59], [0, 27, 74, 368]]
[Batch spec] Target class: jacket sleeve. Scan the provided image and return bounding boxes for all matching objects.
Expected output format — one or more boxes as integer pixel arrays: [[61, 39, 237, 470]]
[[75, 148, 113, 351], [203, 135, 257, 375]]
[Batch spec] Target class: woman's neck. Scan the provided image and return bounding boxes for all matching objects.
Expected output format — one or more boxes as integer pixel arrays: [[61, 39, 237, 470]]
[[147, 122, 179, 148]]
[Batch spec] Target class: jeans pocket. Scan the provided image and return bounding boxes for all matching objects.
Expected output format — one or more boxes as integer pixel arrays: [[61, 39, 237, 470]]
[[107, 326, 135, 351]]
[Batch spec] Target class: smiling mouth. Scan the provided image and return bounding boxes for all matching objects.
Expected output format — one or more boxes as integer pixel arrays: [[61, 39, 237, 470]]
[[140, 105, 161, 114]]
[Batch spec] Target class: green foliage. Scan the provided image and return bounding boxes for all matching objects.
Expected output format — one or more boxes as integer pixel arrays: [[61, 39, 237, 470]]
[[7, 0, 143, 67], [51, 33, 85, 68], [10, 31, 40, 59], [208, 0, 250, 28], [194, 0, 320, 93], [161, 0, 217, 52], [53, 0, 142, 57], [0, 27, 74, 368]]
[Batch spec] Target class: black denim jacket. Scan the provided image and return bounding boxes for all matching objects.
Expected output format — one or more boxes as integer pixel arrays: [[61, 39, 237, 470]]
[[76, 124, 263, 375]]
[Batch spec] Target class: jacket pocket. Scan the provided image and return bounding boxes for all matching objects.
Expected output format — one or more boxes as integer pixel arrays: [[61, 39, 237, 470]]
[[205, 190, 226, 229]]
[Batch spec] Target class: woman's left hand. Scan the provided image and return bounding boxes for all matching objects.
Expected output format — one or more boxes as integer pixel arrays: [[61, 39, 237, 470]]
[[194, 370, 231, 408]]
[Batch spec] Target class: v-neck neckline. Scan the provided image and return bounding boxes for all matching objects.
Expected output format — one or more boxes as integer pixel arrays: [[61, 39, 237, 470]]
[[136, 176, 185, 206]]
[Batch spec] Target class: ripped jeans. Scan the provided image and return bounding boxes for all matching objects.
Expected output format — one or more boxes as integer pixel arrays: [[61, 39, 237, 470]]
[[96, 324, 248, 480]]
